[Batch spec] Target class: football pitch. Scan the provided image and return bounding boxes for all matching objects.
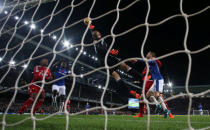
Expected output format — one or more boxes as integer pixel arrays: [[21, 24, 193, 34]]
[[1, 115, 210, 130]]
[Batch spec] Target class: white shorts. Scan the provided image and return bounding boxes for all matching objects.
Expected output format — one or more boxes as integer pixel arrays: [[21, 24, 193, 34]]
[[52, 84, 66, 96], [149, 79, 164, 93]]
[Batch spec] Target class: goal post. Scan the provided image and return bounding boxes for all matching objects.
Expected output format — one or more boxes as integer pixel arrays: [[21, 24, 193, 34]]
[[193, 110, 209, 116]]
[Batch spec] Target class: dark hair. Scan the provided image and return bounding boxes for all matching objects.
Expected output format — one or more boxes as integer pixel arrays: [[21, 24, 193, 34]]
[[92, 30, 101, 40], [149, 51, 156, 57]]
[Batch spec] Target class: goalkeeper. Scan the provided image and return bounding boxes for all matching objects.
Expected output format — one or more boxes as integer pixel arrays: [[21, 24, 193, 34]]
[[91, 30, 142, 99]]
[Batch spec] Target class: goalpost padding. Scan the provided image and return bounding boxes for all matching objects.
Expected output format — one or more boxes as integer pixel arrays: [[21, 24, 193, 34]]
[[0, 0, 210, 130]]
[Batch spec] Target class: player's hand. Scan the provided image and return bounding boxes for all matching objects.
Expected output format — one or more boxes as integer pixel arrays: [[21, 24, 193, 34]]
[[109, 49, 119, 55]]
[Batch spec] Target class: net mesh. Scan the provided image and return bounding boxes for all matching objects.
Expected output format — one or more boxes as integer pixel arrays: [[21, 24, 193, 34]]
[[0, 0, 209, 130]]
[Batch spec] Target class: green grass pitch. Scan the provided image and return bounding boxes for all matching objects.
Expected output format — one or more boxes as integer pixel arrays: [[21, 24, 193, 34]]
[[1, 115, 210, 130]]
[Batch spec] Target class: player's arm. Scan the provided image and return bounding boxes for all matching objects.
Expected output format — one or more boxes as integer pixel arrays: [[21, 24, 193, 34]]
[[137, 59, 156, 65], [46, 69, 53, 81], [156, 60, 162, 68]]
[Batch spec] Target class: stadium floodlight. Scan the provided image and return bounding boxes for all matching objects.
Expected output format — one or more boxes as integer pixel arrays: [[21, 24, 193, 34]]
[[22, 64, 28, 68], [4, 11, 8, 14], [63, 40, 70, 48], [52, 35, 57, 40], [24, 21, 29, 25], [0, 57, 2, 62], [9, 60, 15, 66], [30, 23, 36, 29], [40, 29, 44, 33], [98, 85, 102, 89], [14, 16, 19, 20], [168, 82, 173, 87]]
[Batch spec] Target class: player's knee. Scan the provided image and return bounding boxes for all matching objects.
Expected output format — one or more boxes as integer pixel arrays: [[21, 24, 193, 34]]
[[154, 92, 160, 98]]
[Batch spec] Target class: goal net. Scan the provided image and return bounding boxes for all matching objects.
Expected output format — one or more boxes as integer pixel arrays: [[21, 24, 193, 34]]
[[193, 110, 209, 116], [0, 0, 210, 130]]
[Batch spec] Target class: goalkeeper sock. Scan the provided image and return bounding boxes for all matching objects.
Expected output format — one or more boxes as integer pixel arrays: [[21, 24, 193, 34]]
[[157, 96, 167, 111], [33, 99, 44, 114], [19, 97, 34, 114]]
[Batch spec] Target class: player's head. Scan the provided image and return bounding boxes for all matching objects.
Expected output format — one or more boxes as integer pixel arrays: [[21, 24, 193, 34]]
[[92, 30, 101, 40], [40, 58, 48, 66], [60, 60, 67, 68], [146, 51, 156, 59]]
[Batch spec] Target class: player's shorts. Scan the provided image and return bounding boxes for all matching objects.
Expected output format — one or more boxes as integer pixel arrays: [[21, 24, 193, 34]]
[[28, 84, 45, 95], [148, 79, 164, 93], [107, 55, 121, 73], [52, 84, 66, 96]]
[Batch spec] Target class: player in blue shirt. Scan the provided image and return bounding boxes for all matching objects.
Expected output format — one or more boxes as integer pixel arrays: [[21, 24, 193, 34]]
[[136, 52, 170, 118], [198, 103, 203, 115], [85, 102, 90, 115], [52, 60, 69, 111]]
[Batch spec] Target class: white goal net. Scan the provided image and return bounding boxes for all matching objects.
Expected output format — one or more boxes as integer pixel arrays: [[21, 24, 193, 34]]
[[0, 0, 210, 130], [193, 110, 209, 116]]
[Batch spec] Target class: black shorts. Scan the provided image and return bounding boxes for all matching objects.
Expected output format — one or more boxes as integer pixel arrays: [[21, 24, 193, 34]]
[[107, 55, 121, 73]]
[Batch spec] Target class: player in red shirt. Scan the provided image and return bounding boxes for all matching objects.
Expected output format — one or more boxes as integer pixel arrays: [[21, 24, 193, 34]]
[[130, 60, 174, 118], [18, 59, 53, 114]]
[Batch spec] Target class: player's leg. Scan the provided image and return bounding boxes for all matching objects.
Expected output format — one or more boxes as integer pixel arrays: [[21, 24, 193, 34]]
[[155, 79, 169, 118], [19, 94, 35, 114], [119, 62, 142, 81], [160, 94, 174, 118], [33, 90, 45, 114], [52, 85, 59, 108], [19, 85, 36, 114], [112, 71, 131, 96], [146, 83, 159, 105], [146, 82, 162, 113], [59, 85, 66, 112], [133, 80, 153, 117]]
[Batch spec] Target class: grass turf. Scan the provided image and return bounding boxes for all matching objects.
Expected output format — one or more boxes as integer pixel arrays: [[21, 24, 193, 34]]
[[1, 114, 210, 130]]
